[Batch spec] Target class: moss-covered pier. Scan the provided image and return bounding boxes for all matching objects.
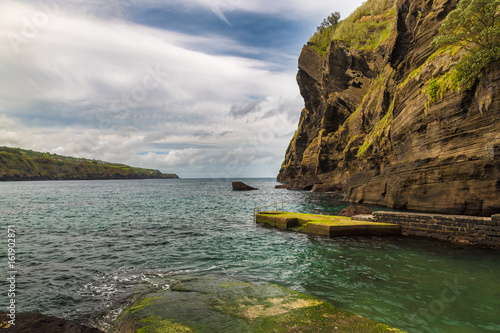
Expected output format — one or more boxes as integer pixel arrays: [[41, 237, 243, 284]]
[[256, 211, 401, 237]]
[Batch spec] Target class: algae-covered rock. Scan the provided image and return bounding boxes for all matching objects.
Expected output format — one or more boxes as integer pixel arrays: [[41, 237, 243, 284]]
[[109, 275, 404, 333]]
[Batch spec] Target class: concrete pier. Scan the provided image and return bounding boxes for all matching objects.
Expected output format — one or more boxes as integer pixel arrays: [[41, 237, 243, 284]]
[[256, 211, 400, 237]]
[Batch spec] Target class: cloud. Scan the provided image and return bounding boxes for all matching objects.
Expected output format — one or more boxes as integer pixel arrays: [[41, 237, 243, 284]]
[[0, 1, 315, 177], [229, 99, 265, 118], [0, 1, 299, 119], [206, 2, 231, 25]]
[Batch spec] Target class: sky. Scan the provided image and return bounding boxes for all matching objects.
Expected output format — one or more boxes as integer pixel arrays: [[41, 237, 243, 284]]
[[0, 0, 364, 178]]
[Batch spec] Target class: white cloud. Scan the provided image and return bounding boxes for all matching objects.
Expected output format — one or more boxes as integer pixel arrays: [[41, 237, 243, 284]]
[[0, 1, 299, 113], [0, 1, 306, 177]]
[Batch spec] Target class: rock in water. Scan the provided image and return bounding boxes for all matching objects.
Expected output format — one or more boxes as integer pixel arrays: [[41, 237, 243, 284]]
[[108, 275, 404, 333], [0, 313, 104, 333], [232, 181, 257, 191], [339, 205, 373, 217]]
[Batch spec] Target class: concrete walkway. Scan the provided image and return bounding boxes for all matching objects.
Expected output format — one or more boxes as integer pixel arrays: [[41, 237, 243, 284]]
[[256, 211, 400, 237]]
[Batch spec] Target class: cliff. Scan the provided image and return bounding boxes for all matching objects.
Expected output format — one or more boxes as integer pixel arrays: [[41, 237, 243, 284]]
[[278, 0, 500, 216], [0, 146, 178, 181]]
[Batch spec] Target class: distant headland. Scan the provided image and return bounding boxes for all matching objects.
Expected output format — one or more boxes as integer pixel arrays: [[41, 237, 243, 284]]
[[0, 146, 178, 181]]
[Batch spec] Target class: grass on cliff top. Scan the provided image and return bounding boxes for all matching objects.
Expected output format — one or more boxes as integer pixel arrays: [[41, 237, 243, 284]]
[[309, 0, 396, 53]]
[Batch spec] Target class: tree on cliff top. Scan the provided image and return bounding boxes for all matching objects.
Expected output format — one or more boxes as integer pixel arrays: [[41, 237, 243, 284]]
[[316, 12, 341, 32], [432, 0, 500, 88]]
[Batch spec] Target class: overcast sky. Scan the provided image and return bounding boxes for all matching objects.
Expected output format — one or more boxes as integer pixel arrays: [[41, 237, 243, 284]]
[[0, 0, 364, 178]]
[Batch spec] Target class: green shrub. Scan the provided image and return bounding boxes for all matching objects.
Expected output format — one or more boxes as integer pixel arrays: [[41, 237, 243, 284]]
[[432, 0, 500, 88]]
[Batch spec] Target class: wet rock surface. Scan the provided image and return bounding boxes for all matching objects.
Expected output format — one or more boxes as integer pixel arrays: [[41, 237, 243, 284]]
[[0, 313, 104, 333], [108, 275, 404, 333]]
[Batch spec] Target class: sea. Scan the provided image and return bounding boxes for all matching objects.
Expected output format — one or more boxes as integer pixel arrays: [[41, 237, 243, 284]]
[[0, 178, 499, 332]]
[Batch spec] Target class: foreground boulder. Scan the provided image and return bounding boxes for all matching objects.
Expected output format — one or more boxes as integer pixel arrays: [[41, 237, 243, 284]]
[[339, 205, 373, 217], [0, 313, 104, 333], [232, 181, 258, 191], [109, 275, 404, 332]]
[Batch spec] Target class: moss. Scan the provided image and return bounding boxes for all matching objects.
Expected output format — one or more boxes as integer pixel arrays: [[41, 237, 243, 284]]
[[253, 298, 405, 333], [427, 78, 440, 102], [356, 98, 395, 159], [137, 317, 194, 333], [172, 284, 186, 291], [112, 276, 404, 333], [424, 69, 461, 110], [343, 135, 360, 154], [398, 45, 462, 89], [398, 65, 424, 89], [128, 296, 160, 313], [256, 212, 395, 228], [220, 281, 251, 289]]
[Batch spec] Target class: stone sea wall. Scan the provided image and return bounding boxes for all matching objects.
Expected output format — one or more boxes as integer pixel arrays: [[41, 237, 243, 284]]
[[373, 211, 500, 248]]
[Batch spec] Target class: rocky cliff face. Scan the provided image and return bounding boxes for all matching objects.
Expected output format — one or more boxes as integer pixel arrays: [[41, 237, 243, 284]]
[[278, 0, 500, 216]]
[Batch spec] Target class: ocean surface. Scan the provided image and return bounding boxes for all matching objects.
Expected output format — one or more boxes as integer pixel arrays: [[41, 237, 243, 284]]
[[0, 178, 499, 332]]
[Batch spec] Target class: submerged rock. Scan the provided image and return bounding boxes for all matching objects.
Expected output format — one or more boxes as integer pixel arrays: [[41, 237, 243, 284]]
[[232, 181, 258, 191], [339, 205, 373, 217], [0, 313, 104, 333], [108, 275, 404, 332]]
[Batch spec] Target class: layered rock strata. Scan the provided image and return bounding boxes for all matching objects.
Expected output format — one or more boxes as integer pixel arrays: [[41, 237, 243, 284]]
[[278, 0, 500, 216]]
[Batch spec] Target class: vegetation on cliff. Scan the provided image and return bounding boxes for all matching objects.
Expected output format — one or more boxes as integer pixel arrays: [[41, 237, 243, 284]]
[[0, 146, 178, 181], [431, 0, 500, 89], [309, 0, 395, 53]]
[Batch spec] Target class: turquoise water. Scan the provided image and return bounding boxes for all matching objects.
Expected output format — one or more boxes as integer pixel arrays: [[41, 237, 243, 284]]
[[0, 178, 499, 332]]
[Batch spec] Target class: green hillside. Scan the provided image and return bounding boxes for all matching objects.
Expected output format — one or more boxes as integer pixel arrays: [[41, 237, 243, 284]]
[[309, 0, 396, 53], [0, 146, 178, 181]]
